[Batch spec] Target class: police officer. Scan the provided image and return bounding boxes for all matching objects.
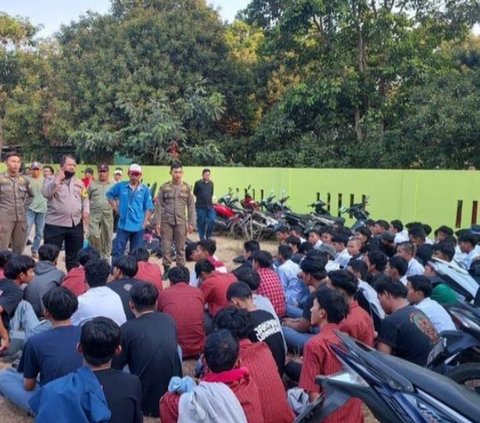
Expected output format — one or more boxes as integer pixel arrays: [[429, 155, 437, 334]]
[[0, 152, 34, 253], [154, 162, 195, 273], [87, 163, 114, 259]]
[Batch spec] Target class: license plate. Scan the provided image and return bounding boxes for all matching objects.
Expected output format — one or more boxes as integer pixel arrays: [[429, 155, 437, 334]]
[[427, 339, 445, 366]]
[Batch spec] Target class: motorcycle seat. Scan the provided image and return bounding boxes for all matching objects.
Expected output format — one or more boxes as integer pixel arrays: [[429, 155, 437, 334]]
[[314, 214, 345, 224], [375, 351, 480, 420]]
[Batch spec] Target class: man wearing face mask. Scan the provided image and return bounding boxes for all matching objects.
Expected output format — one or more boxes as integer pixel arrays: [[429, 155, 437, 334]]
[[42, 155, 90, 271]]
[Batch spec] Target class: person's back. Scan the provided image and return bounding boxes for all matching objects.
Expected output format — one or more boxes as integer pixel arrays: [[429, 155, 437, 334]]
[[62, 248, 100, 297], [130, 247, 163, 293], [339, 300, 375, 346], [113, 282, 182, 417], [24, 245, 65, 317], [158, 266, 205, 357], [256, 267, 286, 318]]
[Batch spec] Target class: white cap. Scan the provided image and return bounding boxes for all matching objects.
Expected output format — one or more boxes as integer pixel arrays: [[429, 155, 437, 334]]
[[114, 169, 122, 175], [129, 164, 142, 173]]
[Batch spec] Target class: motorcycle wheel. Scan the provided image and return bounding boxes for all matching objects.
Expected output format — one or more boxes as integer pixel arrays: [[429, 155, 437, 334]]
[[445, 363, 480, 394]]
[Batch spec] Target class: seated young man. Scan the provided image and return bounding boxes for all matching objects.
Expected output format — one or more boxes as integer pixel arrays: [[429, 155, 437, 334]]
[[253, 251, 286, 318], [234, 240, 260, 273], [332, 234, 351, 268], [386, 255, 409, 285], [214, 307, 294, 423], [227, 282, 286, 375], [363, 250, 388, 285], [328, 270, 375, 346], [298, 287, 364, 422], [129, 247, 163, 293], [194, 239, 227, 273], [396, 241, 425, 277], [158, 265, 205, 358], [285, 235, 303, 263], [61, 248, 100, 296], [24, 244, 65, 317], [160, 330, 264, 423], [406, 275, 456, 333], [29, 317, 142, 423], [0, 287, 82, 412], [346, 238, 363, 260], [375, 277, 439, 366], [71, 259, 126, 327], [108, 255, 141, 320], [307, 229, 322, 249], [112, 282, 182, 417]]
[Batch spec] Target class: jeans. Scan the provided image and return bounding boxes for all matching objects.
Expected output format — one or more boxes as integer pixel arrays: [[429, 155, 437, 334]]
[[26, 210, 46, 254], [0, 368, 38, 412], [44, 222, 84, 271], [196, 207, 216, 240], [286, 304, 304, 319], [112, 227, 144, 260], [282, 326, 318, 353]]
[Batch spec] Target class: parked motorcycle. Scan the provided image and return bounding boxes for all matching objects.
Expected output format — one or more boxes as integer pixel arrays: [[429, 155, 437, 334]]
[[295, 332, 480, 423], [340, 200, 370, 233], [307, 200, 346, 230]]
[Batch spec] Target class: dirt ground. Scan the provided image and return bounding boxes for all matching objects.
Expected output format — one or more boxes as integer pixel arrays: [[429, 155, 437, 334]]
[[0, 235, 377, 422]]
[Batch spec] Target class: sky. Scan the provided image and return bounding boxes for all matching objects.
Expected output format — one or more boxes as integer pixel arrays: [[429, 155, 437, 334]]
[[1, 0, 251, 37]]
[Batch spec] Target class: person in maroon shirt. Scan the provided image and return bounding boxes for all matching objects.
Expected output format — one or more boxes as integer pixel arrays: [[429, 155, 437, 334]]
[[253, 251, 286, 318], [329, 270, 375, 347], [160, 330, 264, 423], [299, 288, 364, 423], [129, 247, 163, 293], [158, 265, 205, 358], [62, 248, 100, 296], [195, 259, 237, 317], [193, 239, 228, 273], [214, 307, 294, 423]]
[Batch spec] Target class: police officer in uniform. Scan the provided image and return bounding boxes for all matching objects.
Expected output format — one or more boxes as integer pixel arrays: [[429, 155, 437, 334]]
[[0, 152, 34, 253], [154, 162, 196, 273]]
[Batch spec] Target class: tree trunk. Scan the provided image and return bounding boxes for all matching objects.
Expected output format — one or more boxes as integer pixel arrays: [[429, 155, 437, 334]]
[[0, 115, 3, 160]]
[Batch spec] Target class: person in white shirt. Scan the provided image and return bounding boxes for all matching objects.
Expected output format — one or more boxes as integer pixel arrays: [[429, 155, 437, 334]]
[[386, 255, 409, 286], [290, 226, 306, 244], [71, 258, 127, 327], [390, 220, 409, 244], [457, 233, 480, 270], [406, 275, 456, 333], [307, 229, 322, 250], [433, 225, 454, 244], [346, 238, 363, 260], [332, 234, 351, 268], [396, 241, 424, 276]]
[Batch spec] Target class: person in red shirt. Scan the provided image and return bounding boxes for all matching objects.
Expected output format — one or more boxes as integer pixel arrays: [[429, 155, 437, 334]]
[[193, 239, 228, 273], [329, 270, 375, 347], [160, 330, 264, 423], [62, 248, 100, 296], [195, 259, 237, 318], [299, 288, 364, 423], [81, 168, 94, 188], [129, 247, 163, 293], [253, 251, 286, 318], [214, 307, 294, 423], [158, 265, 205, 358]]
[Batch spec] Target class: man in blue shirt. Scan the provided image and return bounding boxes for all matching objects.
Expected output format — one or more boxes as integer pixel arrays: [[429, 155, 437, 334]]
[[107, 164, 154, 260]]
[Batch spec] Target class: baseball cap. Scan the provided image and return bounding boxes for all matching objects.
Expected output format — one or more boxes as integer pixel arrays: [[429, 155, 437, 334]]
[[31, 161, 41, 170], [114, 168, 122, 175], [129, 164, 142, 173]]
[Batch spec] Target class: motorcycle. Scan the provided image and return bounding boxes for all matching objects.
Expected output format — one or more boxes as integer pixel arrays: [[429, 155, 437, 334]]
[[340, 200, 370, 233], [307, 200, 346, 230], [213, 190, 244, 235], [295, 332, 480, 423]]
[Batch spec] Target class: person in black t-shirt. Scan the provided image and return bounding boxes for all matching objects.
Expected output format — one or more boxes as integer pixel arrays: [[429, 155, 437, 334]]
[[112, 282, 182, 417], [108, 255, 141, 320], [375, 277, 439, 366], [227, 281, 286, 374], [193, 169, 215, 241], [80, 317, 143, 423]]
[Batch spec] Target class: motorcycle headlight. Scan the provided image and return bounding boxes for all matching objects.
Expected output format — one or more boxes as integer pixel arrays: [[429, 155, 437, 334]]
[[449, 309, 480, 334], [326, 362, 368, 388]]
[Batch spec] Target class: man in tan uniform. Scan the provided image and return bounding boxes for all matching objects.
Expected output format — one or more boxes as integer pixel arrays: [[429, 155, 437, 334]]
[[154, 162, 195, 273], [0, 152, 34, 253], [87, 163, 114, 259]]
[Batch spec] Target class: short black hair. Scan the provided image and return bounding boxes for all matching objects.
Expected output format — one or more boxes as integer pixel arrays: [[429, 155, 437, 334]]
[[390, 220, 403, 232], [253, 250, 273, 268], [4, 151, 21, 161], [0, 250, 14, 268], [168, 265, 190, 284], [332, 233, 349, 246], [59, 154, 76, 166], [434, 225, 454, 237], [42, 287, 78, 320], [214, 307, 253, 340], [275, 225, 289, 234], [308, 228, 321, 237], [277, 245, 293, 261], [4, 255, 35, 280], [129, 247, 150, 262], [397, 241, 415, 256], [374, 277, 408, 298], [77, 248, 100, 266], [170, 161, 183, 171], [388, 256, 408, 277], [202, 168, 211, 175], [130, 282, 158, 311], [84, 167, 94, 175], [459, 233, 479, 247], [226, 281, 252, 301], [84, 259, 111, 288], [407, 275, 433, 298], [204, 330, 239, 373], [432, 242, 455, 262], [355, 226, 372, 239], [195, 259, 215, 278], [243, 240, 260, 254], [422, 224, 432, 236], [80, 317, 121, 366], [198, 239, 217, 256], [112, 255, 138, 278], [375, 220, 390, 230], [315, 288, 349, 324], [232, 267, 261, 290], [328, 270, 358, 296], [300, 255, 327, 280], [408, 226, 426, 241], [285, 235, 301, 249], [406, 221, 423, 231], [38, 244, 60, 262], [347, 259, 368, 280], [299, 242, 314, 255], [42, 165, 54, 173], [365, 250, 388, 272], [290, 226, 304, 236]]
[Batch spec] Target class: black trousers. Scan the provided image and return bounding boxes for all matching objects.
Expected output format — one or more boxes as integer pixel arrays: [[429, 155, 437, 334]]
[[44, 222, 83, 271]]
